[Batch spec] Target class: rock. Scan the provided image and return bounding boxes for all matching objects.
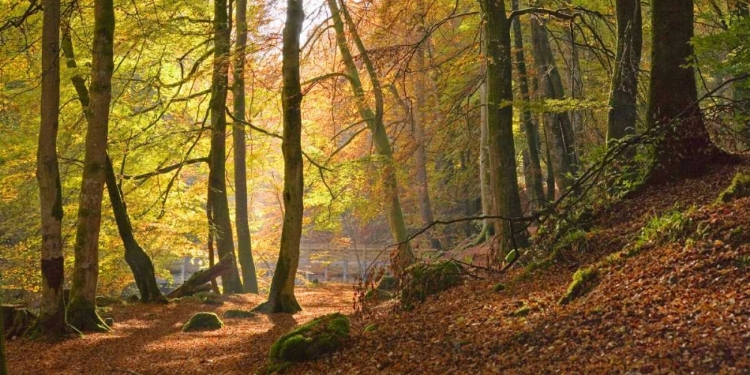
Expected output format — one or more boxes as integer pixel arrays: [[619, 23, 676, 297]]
[[195, 292, 223, 305], [223, 309, 257, 319], [268, 313, 350, 365], [126, 295, 140, 303], [375, 275, 398, 292], [182, 312, 224, 332], [364, 288, 393, 301], [104, 317, 115, 327]]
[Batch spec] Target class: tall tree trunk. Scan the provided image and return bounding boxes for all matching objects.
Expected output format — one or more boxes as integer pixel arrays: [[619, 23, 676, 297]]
[[477, 79, 494, 240], [209, 0, 243, 294], [327, 0, 414, 276], [232, 0, 259, 294], [412, 0, 441, 251], [104, 157, 167, 303], [0, 312, 6, 375], [511, 0, 544, 211], [606, 0, 642, 149], [479, 0, 528, 263], [254, 0, 304, 314], [648, 0, 725, 181], [61, 16, 165, 305], [732, 2, 750, 142], [530, 16, 577, 196], [67, 0, 115, 332], [566, 24, 584, 141], [33, 0, 69, 338]]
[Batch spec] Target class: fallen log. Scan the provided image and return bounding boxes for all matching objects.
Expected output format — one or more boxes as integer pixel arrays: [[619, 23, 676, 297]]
[[168, 255, 234, 298]]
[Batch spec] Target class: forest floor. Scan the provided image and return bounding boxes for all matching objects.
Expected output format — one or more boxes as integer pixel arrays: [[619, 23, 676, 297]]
[[6, 160, 750, 374]]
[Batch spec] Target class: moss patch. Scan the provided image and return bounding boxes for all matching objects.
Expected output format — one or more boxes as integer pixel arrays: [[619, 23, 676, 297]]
[[375, 275, 398, 292], [223, 309, 257, 319], [492, 283, 507, 292], [510, 303, 531, 317], [268, 313, 350, 366], [717, 173, 750, 203], [195, 291, 223, 305], [401, 260, 463, 308], [559, 267, 599, 305], [364, 288, 393, 301], [182, 312, 224, 332]]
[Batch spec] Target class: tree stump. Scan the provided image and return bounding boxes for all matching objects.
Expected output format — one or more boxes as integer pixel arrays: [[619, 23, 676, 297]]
[[1, 305, 36, 339]]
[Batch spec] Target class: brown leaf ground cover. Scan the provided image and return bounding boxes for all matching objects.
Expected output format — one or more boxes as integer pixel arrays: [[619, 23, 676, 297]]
[[6, 285, 354, 374], [7, 161, 750, 374]]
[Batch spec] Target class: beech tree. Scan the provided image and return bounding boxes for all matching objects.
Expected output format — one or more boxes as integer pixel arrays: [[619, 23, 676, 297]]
[[232, 0, 259, 294], [254, 0, 304, 314], [606, 0, 642, 147], [33, 0, 68, 338], [208, 0, 243, 294], [648, 0, 726, 181], [67, 0, 115, 332], [478, 0, 528, 261]]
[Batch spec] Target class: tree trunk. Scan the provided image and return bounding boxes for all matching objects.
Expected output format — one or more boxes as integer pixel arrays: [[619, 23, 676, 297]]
[[67, 0, 115, 332], [327, 0, 414, 276], [168, 255, 235, 298], [511, 0, 544, 211], [566, 24, 584, 141], [254, 0, 304, 314], [648, 0, 725, 181], [34, 0, 68, 339], [0, 310, 6, 375], [530, 16, 577, 196], [104, 157, 167, 303], [209, 0, 243, 294], [479, 0, 528, 263], [477, 79, 494, 240], [232, 0, 259, 294], [412, 0, 441, 251], [606, 0, 642, 149], [732, 2, 750, 142], [61, 14, 165, 306]]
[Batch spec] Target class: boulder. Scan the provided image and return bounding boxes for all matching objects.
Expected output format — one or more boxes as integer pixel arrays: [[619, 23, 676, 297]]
[[182, 312, 224, 332], [268, 313, 350, 365]]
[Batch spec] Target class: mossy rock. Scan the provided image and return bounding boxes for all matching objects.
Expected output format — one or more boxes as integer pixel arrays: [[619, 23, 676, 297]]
[[375, 275, 398, 292], [182, 312, 224, 332], [223, 309, 257, 319], [717, 173, 750, 203], [195, 291, 223, 305], [492, 283, 507, 292], [268, 313, 350, 365], [510, 303, 531, 317], [401, 260, 463, 308], [95, 296, 122, 307], [364, 288, 393, 301], [559, 267, 599, 305]]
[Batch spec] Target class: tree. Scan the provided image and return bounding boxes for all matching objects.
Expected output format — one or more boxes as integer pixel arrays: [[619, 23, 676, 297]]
[[606, 0, 642, 148], [412, 0, 442, 251], [67, 0, 115, 332], [254, 0, 304, 314], [511, 0, 544, 211], [232, 0, 259, 294], [208, 0, 243, 294], [60, 14, 166, 305], [529, 15, 577, 196], [648, 0, 726, 181], [478, 0, 528, 262], [0, 311, 7, 375], [326, 0, 414, 275], [33, 0, 68, 338]]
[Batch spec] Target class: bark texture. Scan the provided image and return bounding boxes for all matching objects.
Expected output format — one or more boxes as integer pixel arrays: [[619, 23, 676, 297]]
[[479, 0, 528, 262], [67, 0, 115, 332], [647, 0, 725, 181], [530, 16, 577, 196], [233, 0, 259, 294], [35, 0, 67, 338], [327, 0, 414, 276], [606, 0, 642, 147], [254, 0, 304, 314], [209, 0, 243, 294], [511, 0, 544, 211]]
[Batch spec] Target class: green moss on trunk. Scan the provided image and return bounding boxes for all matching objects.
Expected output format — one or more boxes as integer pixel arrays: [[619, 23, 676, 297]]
[[66, 297, 110, 333], [717, 173, 750, 203]]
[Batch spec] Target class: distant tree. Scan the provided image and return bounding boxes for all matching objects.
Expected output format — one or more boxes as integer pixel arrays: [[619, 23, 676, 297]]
[[33, 0, 68, 338], [254, 0, 304, 314], [606, 0, 642, 149], [648, 0, 727, 181], [67, 0, 115, 332], [529, 15, 577, 196], [0, 312, 6, 374], [232, 0, 259, 294], [208, 0, 243, 294]]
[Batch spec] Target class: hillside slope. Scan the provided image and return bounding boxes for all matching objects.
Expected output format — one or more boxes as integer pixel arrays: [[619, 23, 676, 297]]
[[296, 161, 750, 374]]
